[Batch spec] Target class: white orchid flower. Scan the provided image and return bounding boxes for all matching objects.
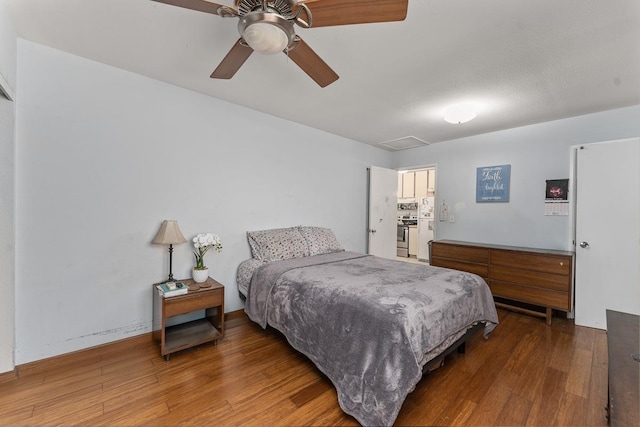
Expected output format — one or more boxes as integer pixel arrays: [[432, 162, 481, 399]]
[[192, 232, 222, 269]]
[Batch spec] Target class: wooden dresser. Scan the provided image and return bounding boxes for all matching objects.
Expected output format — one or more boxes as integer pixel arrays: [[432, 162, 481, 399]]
[[430, 240, 574, 325]]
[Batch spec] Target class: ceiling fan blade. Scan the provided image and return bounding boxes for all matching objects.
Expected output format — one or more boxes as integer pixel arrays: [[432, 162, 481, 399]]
[[210, 39, 254, 79], [286, 37, 339, 87], [299, 0, 408, 28], [152, 0, 236, 16]]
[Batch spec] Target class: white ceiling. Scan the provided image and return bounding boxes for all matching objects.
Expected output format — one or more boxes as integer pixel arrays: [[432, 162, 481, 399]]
[[5, 0, 640, 150]]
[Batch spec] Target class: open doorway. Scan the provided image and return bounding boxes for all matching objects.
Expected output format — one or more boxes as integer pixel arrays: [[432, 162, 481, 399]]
[[396, 167, 436, 264]]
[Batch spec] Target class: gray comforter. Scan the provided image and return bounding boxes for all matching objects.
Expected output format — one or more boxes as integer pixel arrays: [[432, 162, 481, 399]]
[[245, 251, 498, 426]]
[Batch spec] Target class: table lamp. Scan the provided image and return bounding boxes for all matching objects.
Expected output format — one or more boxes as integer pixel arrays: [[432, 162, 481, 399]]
[[152, 220, 187, 283]]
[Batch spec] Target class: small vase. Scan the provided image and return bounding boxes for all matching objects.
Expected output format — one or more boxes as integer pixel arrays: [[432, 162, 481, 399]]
[[192, 268, 209, 283]]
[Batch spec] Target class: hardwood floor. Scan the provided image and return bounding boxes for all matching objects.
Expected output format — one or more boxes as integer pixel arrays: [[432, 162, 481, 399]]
[[0, 309, 608, 426]]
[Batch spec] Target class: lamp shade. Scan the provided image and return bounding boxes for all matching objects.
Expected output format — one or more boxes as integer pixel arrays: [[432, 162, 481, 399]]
[[152, 220, 187, 245]]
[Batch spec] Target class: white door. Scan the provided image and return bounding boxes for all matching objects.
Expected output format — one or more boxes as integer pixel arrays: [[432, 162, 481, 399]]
[[368, 166, 398, 259], [574, 137, 640, 329]]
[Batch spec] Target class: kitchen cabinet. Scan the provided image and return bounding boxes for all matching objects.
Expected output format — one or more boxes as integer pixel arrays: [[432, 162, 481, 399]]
[[402, 172, 415, 198], [408, 226, 418, 256], [415, 171, 428, 200], [398, 168, 436, 200]]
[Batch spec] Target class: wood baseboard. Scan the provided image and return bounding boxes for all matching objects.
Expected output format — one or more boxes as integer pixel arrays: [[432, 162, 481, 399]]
[[0, 368, 17, 384], [14, 309, 249, 378], [225, 309, 246, 321], [16, 332, 154, 378]]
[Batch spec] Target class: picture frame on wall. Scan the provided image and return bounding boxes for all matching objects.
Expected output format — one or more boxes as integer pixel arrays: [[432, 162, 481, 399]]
[[476, 164, 511, 202], [545, 179, 569, 200]]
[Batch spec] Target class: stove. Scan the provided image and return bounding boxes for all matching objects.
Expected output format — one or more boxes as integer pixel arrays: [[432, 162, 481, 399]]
[[397, 224, 409, 257], [398, 215, 418, 225]]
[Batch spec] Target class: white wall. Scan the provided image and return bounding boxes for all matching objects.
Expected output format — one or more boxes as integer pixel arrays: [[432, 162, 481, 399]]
[[0, 0, 17, 373], [14, 40, 391, 364], [0, 0, 16, 97], [13, 37, 640, 367], [392, 105, 640, 250]]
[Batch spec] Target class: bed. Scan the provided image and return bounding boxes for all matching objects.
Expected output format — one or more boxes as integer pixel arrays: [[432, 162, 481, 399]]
[[237, 226, 499, 426]]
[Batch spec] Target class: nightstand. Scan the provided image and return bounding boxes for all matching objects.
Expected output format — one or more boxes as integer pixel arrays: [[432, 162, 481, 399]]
[[152, 277, 224, 360]]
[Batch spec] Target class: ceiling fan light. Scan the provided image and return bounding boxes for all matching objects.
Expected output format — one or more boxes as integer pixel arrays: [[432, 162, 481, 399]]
[[243, 22, 289, 55], [444, 103, 478, 124]]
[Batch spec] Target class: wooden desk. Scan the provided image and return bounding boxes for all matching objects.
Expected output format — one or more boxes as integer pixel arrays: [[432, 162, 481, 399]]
[[606, 309, 639, 426], [153, 277, 224, 360]]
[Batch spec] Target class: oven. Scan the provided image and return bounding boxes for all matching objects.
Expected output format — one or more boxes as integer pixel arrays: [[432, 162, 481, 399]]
[[397, 225, 409, 257]]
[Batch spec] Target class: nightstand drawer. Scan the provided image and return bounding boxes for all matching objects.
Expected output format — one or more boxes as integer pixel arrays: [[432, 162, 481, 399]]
[[165, 289, 222, 317]]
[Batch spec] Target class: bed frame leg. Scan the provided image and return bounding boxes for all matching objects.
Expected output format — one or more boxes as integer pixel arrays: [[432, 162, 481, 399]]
[[457, 342, 466, 354]]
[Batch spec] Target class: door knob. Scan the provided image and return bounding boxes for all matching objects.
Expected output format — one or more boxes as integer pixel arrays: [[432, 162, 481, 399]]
[[579, 241, 589, 248], [370, 229, 376, 234]]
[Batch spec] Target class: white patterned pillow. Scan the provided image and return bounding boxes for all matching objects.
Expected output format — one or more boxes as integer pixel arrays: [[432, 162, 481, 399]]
[[236, 258, 265, 297], [247, 227, 310, 262], [298, 226, 344, 256]]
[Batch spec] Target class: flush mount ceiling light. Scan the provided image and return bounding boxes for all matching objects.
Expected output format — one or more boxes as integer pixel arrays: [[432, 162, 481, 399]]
[[443, 103, 478, 124]]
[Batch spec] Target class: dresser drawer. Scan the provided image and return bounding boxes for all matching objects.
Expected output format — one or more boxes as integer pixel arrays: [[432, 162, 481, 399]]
[[431, 242, 489, 264], [431, 258, 489, 279], [491, 265, 570, 292], [489, 280, 570, 311], [491, 249, 571, 275]]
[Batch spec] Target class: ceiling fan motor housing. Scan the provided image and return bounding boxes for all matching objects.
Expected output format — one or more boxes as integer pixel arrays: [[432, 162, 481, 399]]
[[236, 0, 295, 18]]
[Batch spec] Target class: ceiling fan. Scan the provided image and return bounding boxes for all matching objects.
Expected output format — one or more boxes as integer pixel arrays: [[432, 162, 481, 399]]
[[153, 0, 409, 87]]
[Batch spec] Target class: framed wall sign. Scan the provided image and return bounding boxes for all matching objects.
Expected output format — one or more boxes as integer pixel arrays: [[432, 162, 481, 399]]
[[476, 164, 511, 202]]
